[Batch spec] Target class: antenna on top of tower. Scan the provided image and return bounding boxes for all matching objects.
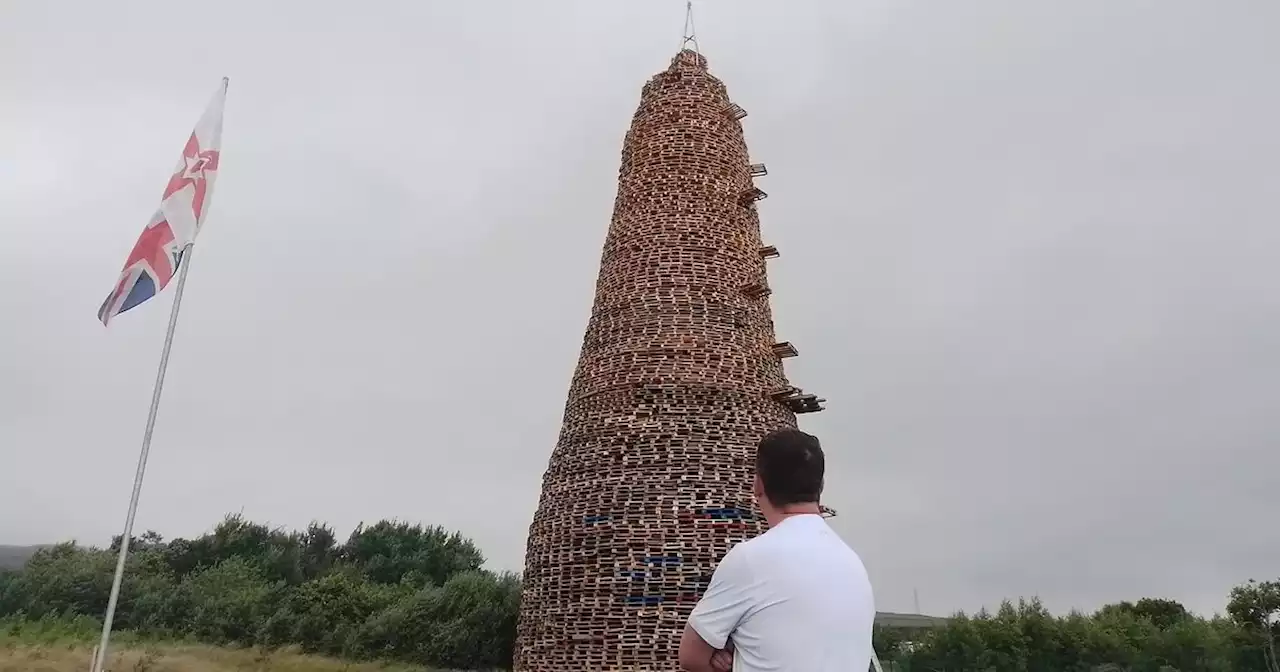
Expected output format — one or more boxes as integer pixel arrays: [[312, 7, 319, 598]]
[[680, 0, 701, 55]]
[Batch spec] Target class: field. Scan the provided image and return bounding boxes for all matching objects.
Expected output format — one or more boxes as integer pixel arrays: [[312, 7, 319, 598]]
[[0, 618, 442, 672], [0, 643, 439, 672]]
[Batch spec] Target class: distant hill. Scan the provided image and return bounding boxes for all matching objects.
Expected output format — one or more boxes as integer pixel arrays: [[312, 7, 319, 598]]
[[0, 545, 44, 571]]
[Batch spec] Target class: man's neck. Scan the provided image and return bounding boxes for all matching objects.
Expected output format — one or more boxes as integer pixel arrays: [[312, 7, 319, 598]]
[[764, 502, 822, 527]]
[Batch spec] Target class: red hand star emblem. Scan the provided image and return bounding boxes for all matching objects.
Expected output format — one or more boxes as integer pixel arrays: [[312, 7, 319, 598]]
[[162, 132, 220, 222]]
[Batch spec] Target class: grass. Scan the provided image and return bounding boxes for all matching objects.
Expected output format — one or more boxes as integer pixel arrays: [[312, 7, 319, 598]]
[[0, 617, 440, 672], [0, 643, 440, 671]]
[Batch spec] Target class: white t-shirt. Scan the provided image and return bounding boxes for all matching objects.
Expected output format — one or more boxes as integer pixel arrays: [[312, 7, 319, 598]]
[[687, 514, 875, 672]]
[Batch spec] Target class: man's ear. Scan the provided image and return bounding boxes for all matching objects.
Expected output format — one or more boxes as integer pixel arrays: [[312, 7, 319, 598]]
[[752, 474, 764, 502]]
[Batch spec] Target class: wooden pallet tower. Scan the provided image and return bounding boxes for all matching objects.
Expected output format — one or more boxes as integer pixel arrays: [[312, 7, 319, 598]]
[[515, 49, 826, 671]]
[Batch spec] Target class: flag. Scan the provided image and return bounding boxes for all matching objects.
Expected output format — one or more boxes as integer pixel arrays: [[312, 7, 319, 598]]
[[98, 78, 228, 326]]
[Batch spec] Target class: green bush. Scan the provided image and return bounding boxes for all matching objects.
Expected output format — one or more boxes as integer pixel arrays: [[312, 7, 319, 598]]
[[3, 543, 116, 619], [180, 556, 279, 645], [883, 595, 1276, 672], [342, 521, 485, 588], [0, 516, 519, 669], [259, 568, 404, 655], [352, 570, 519, 669]]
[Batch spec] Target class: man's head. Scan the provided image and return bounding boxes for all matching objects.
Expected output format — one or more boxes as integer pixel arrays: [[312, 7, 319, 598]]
[[753, 428, 825, 518]]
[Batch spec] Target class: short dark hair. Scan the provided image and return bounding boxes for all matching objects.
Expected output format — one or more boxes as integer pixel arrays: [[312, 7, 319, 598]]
[[755, 428, 825, 506]]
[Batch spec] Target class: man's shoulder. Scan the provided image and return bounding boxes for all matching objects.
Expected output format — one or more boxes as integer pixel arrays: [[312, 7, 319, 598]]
[[724, 525, 788, 557], [742, 519, 864, 568], [713, 532, 778, 577], [746, 516, 838, 548], [717, 537, 757, 566]]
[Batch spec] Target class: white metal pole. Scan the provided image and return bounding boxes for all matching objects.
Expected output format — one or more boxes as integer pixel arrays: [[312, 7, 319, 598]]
[[91, 242, 197, 672]]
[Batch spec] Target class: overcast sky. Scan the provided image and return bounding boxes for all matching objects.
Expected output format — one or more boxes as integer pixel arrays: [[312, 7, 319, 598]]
[[2, 0, 1277, 619]]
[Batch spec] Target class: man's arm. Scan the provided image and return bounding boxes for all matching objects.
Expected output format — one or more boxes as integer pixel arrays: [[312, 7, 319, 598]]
[[678, 548, 754, 671], [678, 624, 721, 672]]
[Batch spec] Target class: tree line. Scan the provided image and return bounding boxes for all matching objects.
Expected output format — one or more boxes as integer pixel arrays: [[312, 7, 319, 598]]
[[0, 514, 1276, 671], [874, 588, 1280, 672], [0, 515, 518, 670]]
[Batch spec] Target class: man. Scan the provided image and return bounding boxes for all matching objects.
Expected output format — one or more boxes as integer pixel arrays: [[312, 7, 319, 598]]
[[678, 428, 876, 672]]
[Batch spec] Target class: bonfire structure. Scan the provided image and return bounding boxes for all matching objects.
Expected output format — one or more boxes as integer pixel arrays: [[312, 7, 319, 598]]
[[515, 49, 826, 671]]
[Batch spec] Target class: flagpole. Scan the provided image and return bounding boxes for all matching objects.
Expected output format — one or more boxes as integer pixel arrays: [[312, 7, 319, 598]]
[[92, 241, 197, 672]]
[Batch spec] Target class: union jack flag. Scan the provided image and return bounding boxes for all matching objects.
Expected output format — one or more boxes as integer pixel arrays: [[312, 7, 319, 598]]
[[98, 78, 227, 326]]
